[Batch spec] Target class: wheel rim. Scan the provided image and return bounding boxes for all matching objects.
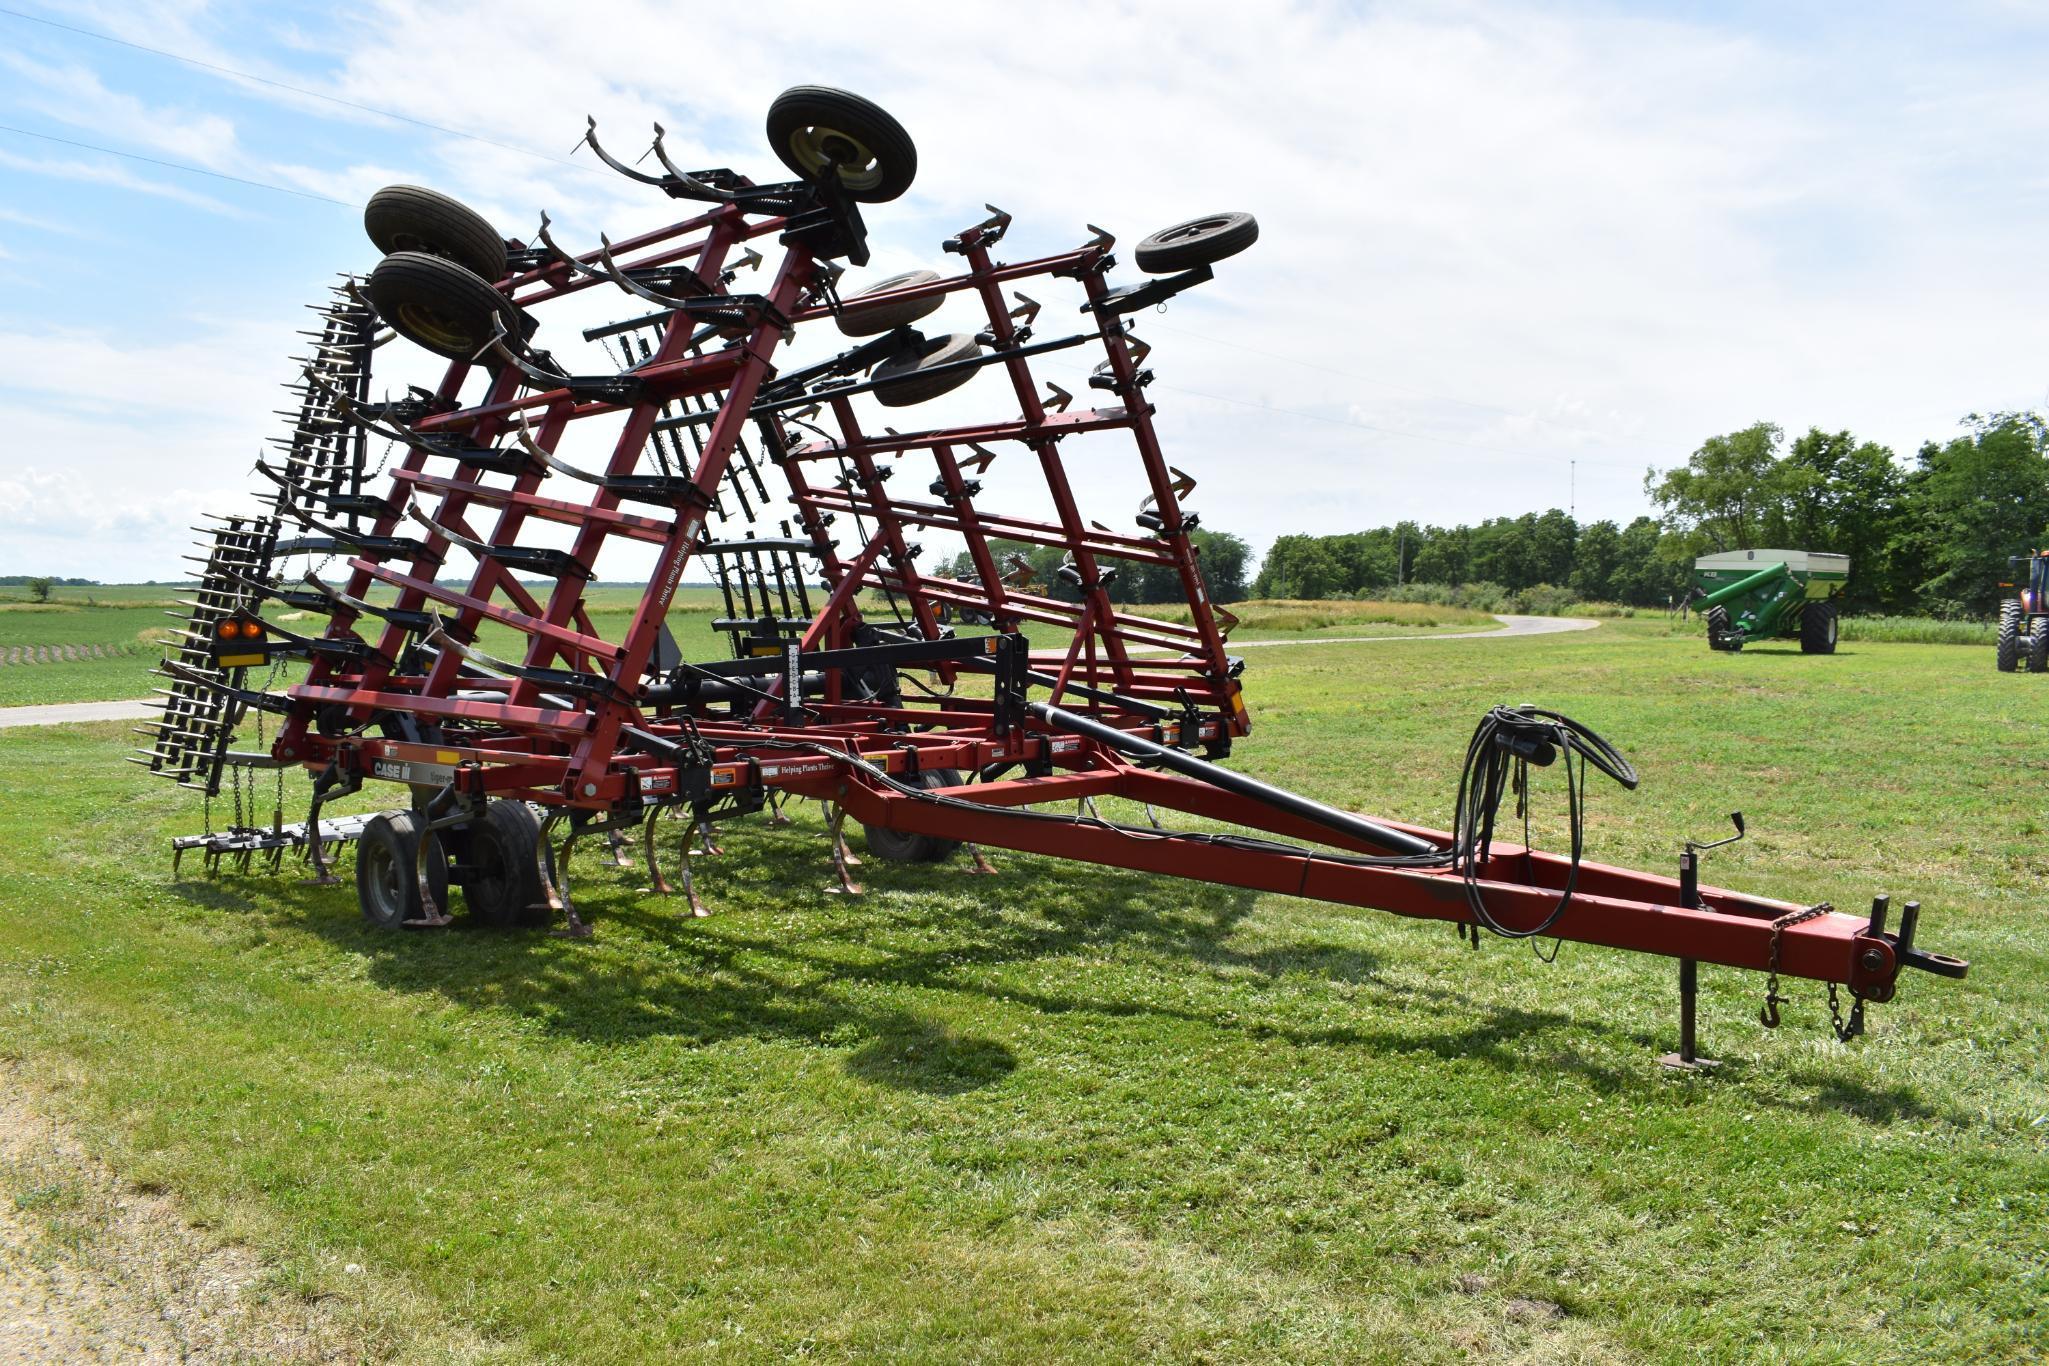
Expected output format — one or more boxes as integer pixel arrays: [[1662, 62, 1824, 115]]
[[1161, 216, 1231, 243], [362, 839, 403, 922], [786, 124, 883, 192], [396, 300, 479, 352]]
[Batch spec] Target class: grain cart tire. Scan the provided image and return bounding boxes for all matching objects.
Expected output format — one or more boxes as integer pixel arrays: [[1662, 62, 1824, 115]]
[[871, 332, 983, 407], [836, 270, 945, 336], [355, 811, 450, 930], [364, 185, 509, 283], [1705, 605, 1742, 651], [1134, 212, 1260, 273], [1996, 603, 2021, 672], [766, 86, 917, 203], [459, 800, 548, 928], [2029, 624, 2049, 674], [366, 251, 517, 360], [1799, 600, 1839, 654], [863, 768, 965, 864]]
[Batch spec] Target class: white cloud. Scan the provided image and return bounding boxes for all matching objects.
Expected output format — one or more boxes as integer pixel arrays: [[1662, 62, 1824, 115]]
[[3, 0, 2047, 581], [0, 147, 241, 214], [0, 51, 243, 171]]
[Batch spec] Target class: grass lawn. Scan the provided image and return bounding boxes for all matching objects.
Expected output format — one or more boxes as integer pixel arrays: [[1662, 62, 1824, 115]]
[[0, 619, 2043, 1360]]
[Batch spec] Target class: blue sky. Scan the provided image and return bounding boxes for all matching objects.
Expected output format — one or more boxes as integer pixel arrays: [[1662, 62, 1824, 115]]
[[1, 0, 2045, 581]]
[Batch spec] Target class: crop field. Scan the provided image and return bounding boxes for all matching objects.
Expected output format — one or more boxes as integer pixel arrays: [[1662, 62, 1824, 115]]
[[0, 617, 2043, 1360]]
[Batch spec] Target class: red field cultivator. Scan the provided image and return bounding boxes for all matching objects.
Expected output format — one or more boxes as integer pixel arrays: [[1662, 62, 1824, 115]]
[[140, 87, 1966, 1062]]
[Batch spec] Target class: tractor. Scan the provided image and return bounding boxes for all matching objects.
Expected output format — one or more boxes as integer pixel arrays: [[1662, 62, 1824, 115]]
[[1995, 549, 2049, 673]]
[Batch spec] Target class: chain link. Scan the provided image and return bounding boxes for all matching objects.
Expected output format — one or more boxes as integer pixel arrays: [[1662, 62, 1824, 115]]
[[1759, 902, 1832, 1029]]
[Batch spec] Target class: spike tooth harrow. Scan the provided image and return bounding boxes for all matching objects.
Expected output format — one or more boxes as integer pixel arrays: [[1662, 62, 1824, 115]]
[[140, 86, 1967, 1059]]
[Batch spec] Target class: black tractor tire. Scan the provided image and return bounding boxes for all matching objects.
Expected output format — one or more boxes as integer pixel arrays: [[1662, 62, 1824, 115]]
[[2029, 624, 2049, 674], [364, 184, 509, 283], [871, 332, 983, 407], [862, 768, 964, 863], [1705, 605, 1742, 651], [365, 251, 518, 361], [457, 800, 547, 928], [1133, 211, 1260, 274], [836, 269, 945, 336], [1996, 603, 2021, 672], [1799, 599, 1838, 654], [355, 811, 450, 930], [766, 86, 917, 203]]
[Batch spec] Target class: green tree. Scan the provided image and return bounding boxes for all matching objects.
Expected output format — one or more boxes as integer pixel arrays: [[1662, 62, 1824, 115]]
[[1645, 422, 1784, 554], [26, 577, 52, 603], [1897, 413, 2049, 615], [1569, 520, 1621, 601]]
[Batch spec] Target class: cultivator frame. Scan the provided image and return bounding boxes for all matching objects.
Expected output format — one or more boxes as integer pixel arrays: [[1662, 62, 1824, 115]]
[[142, 86, 1966, 1057]]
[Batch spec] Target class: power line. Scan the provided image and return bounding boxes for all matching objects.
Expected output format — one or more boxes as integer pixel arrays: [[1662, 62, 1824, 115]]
[[0, 5, 599, 175], [0, 123, 351, 205], [1143, 318, 1620, 444], [1130, 370, 1643, 472]]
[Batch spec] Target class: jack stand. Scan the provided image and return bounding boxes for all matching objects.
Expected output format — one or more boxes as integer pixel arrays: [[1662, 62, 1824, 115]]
[[1659, 957, 1719, 1071], [1659, 844, 1721, 1071]]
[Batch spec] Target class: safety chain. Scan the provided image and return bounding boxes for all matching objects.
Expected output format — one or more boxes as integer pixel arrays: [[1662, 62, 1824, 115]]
[[1758, 901, 1832, 1029], [1826, 982, 1867, 1042]]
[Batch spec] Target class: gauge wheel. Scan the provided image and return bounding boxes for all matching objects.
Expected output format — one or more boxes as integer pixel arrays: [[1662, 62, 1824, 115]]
[[364, 184, 509, 283], [458, 799, 548, 928], [837, 269, 945, 336], [862, 768, 964, 863], [355, 811, 450, 930], [365, 251, 518, 361], [1133, 211, 1260, 273], [870, 332, 982, 407], [766, 86, 917, 203]]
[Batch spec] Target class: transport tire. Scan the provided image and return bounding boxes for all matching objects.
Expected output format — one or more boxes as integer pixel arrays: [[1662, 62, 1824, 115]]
[[355, 811, 449, 930], [1133, 211, 1260, 274], [862, 768, 964, 863], [1705, 605, 1741, 652], [871, 332, 983, 408], [364, 184, 509, 283], [1799, 600, 1838, 654], [2029, 624, 2049, 674], [365, 251, 518, 360], [458, 800, 547, 928], [765, 86, 917, 202], [836, 269, 945, 336], [1996, 603, 2020, 672]]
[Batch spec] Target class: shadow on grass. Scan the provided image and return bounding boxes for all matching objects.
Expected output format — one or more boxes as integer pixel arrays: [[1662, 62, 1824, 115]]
[[165, 820, 1961, 1119]]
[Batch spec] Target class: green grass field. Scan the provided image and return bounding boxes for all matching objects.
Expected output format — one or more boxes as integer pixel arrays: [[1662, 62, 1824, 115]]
[[0, 618, 2041, 1359]]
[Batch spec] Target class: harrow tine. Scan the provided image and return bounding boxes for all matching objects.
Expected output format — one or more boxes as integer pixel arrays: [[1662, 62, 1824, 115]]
[[965, 843, 998, 876], [640, 812, 675, 896], [605, 827, 634, 869], [697, 819, 724, 857], [581, 115, 676, 188], [532, 211, 610, 285], [537, 813, 592, 938], [648, 123, 733, 202], [824, 805, 863, 896]]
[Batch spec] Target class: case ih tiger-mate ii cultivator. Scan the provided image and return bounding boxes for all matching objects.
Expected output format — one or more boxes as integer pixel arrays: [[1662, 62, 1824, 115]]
[[138, 86, 1965, 1065]]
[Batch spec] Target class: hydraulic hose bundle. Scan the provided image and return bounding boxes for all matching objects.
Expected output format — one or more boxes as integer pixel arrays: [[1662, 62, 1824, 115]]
[[1450, 705, 1639, 939]]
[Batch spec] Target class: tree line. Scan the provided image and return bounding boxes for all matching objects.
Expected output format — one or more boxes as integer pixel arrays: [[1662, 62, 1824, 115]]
[[1247, 411, 2049, 615]]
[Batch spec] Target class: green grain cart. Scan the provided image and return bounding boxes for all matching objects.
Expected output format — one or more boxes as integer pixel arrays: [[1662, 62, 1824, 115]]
[[1692, 549, 1847, 654]]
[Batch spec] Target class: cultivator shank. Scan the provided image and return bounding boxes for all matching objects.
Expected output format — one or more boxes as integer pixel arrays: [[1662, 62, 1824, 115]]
[[141, 86, 1966, 1057]]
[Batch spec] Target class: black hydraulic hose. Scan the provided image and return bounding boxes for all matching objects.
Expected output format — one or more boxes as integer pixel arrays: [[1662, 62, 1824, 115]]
[[1450, 705, 1638, 939], [1026, 700, 1441, 857]]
